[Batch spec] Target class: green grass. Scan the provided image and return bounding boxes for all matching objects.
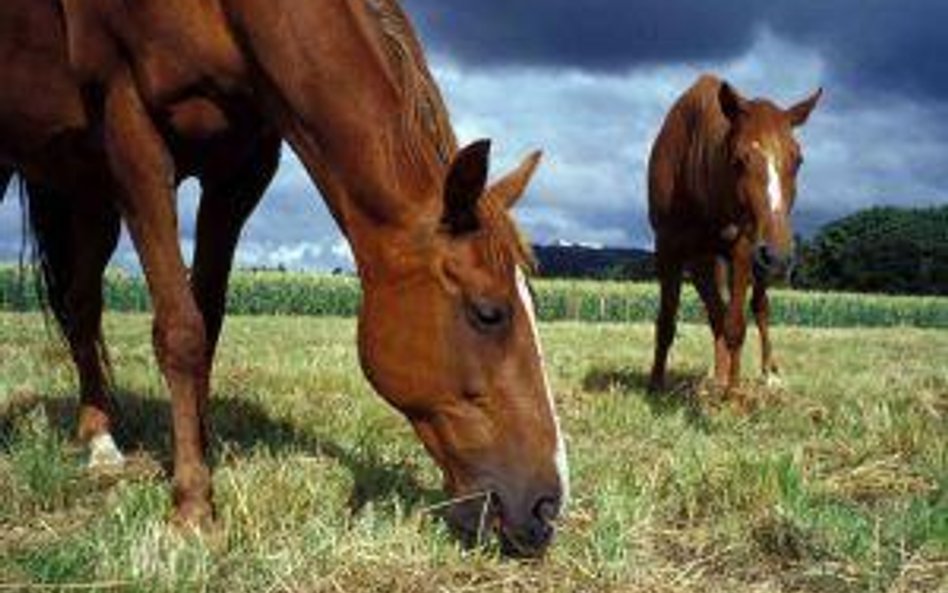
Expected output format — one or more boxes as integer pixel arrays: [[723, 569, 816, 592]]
[[3, 266, 948, 328], [1, 313, 946, 592]]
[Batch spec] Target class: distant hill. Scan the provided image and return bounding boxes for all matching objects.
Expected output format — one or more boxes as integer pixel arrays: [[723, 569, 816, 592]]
[[532, 243, 655, 280], [533, 204, 948, 294]]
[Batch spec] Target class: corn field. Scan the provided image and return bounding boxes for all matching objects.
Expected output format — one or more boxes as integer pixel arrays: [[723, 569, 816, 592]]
[[1, 266, 946, 328]]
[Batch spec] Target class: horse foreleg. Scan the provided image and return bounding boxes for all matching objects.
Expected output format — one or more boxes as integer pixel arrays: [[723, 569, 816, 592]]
[[691, 256, 729, 387], [104, 69, 213, 527], [649, 254, 682, 392], [751, 281, 780, 386], [724, 243, 753, 390], [191, 132, 281, 359]]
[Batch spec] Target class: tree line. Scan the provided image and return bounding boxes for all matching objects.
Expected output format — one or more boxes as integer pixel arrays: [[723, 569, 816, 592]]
[[792, 205, 948, 296], [534, 205, 948, 296]]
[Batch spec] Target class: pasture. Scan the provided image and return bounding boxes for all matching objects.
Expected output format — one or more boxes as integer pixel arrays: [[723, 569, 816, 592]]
[[1, 296, 945, 592]]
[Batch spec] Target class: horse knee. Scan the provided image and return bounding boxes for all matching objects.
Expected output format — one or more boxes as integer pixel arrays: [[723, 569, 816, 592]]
[[751, 294, 768, 317], [724, 319, 746, 350], [153, 310, 208, 376]]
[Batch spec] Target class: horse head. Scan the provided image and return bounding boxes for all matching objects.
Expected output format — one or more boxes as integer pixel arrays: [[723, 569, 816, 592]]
[[357, 140, 568, 557], [719, 82, 822, 282]]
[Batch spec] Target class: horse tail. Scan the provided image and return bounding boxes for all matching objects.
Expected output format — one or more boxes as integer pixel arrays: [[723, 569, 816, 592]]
[[14, 178, 73, 339], [20, 179, 116, 383], [0, 168, 12, 200], [1, 170, 39, 314]]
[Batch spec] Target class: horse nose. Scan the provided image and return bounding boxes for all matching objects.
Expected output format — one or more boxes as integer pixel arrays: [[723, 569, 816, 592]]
[[754, 243, 792, 279], [533, 495, 562, 524], [754, 243, 776, 268], [498, 493, 560, 558]]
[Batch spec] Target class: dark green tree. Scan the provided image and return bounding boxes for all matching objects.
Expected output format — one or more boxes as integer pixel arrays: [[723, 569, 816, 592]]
[[794, 205, 948, 295]]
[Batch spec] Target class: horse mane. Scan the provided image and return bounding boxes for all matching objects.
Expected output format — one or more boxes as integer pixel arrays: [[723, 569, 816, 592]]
[[682, 80, 733, 204], [366, 0, 535, 274], [365, 0, 457, 169]]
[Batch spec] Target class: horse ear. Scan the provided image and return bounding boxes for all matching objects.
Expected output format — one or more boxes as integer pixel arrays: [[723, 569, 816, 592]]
[[719, 81, 748, 123], [489, 150, 543, 210], [787, 87, 823, 127], [442, 139, 491, 235]]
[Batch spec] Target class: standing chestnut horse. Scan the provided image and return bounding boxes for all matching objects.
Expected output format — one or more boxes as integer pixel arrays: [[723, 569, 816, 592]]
[[0, 0, 567, 556], [648, 75, 821, 392]]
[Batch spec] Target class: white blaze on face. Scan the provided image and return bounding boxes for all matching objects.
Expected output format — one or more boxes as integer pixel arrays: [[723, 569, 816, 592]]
[[765, 152, 784, 214], [753, 141, 785, 215], [515, 266, 570, 508]]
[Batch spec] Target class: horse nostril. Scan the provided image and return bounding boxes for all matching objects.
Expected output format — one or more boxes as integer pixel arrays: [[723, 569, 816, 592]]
[[533, 496, 561, 524]]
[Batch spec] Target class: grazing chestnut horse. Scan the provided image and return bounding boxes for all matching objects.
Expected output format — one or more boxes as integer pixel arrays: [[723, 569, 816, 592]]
[[0, 0, 567, 556], [648, 75, 821, 392]]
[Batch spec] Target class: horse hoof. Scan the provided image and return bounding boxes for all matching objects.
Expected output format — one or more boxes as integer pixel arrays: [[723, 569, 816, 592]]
[[87, 433, 125, 469], [648, 371, 667, 393], [171, 500, 215, 533], [764, 373, 784, 388]]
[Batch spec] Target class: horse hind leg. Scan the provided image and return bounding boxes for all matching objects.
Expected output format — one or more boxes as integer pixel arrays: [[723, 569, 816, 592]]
[[649, 252, 683, 392], [691, 256, 730, 387], [751, 281, 781, 387], [25, 182, 123, 466]]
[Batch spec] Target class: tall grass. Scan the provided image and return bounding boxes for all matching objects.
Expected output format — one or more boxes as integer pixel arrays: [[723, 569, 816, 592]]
[[2, 266, 948, 328]]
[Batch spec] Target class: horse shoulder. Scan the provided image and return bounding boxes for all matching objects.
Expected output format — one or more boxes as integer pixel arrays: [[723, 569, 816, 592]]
[[61, 0, 246, 105]]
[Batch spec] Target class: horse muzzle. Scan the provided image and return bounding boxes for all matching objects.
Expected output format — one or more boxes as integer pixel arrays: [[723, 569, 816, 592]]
[[497, 493, 560, 558], [445, 488, 561, 558], [753, 242, 794, 283]]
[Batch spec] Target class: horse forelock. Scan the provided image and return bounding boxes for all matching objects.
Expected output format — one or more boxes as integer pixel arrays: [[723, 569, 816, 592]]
[[475, 196, 537, 276]]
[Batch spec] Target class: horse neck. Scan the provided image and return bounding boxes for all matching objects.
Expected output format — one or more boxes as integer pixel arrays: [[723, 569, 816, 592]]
[[224, 0, 453, 278], [687, 114, 738, 223]]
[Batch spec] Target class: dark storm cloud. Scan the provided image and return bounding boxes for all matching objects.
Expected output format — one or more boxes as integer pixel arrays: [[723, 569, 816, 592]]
[[405, 0, 948, 100], [404, 1, 759, 69]]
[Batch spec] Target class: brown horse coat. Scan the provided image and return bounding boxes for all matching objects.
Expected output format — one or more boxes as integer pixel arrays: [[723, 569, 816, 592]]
[[0, 0, 565, 556], [648, 74, 821, 391]]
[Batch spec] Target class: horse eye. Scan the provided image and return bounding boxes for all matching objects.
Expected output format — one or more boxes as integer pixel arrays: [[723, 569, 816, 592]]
[[466, 298, 511, 333]]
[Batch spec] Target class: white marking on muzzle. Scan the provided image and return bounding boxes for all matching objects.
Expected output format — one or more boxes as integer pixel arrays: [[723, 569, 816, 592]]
[[515, 266, 570, 508], [88, 433, 125, 468]]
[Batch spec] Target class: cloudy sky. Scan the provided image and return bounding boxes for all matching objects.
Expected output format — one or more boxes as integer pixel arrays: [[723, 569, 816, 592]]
[[2, 0, 947, 270]]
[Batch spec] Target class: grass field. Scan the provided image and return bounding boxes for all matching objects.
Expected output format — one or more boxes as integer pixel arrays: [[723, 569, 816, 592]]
[[1, 312, 946, 592]]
